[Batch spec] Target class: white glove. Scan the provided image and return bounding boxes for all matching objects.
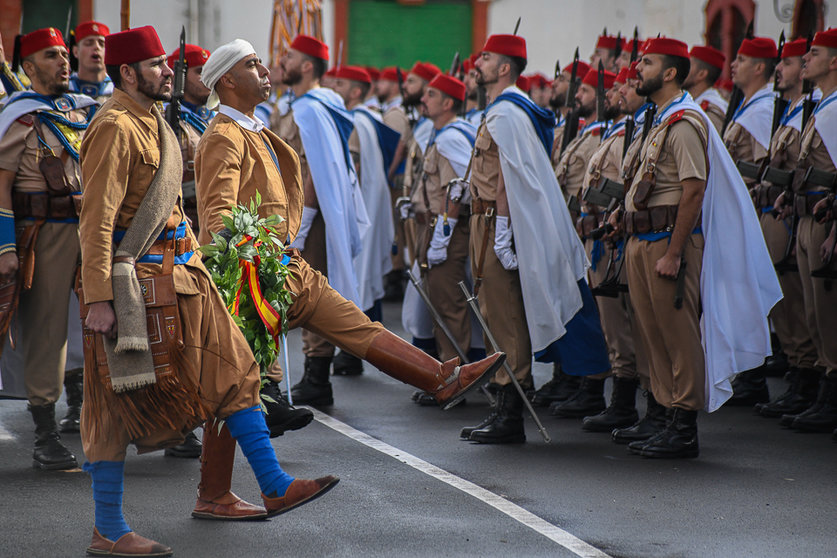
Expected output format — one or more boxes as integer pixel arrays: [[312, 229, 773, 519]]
[[447, 178, 468, 202], [289, 206, 318, 251], [398, 200, 414, 221], [493, 215, 518, 270], [427, 217, 457, 267]]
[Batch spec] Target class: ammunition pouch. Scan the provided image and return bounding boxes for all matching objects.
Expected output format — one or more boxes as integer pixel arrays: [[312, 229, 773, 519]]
[[12, 191, 80, 220], [623, 205, 701, 235], [632, 171, 656, 210]]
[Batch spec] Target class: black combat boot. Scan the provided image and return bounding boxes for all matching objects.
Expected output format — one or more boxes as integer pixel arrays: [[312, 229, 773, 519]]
[[460, 410, 498, 440], [469, 384, 526, 444], [383, 270, 404, 302], [164, 430, 203, 458], [629, 407, 699, 459], [757, 368, 821, 418], [549, 377, 606, 418], [259, 380, 314, 437], [332, 350, 364, 376], [290, 356, 334, 406], [790, 374, 837, 433], [728, 367, 769, 406], [531, 364, 581, 407], [29, 403, 78, 470], [59, 370, 83, 433], [582, 377, 639, 432], [612, 390, 667, 444]]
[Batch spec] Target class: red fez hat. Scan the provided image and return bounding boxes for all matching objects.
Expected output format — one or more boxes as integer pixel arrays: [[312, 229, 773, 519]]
[[380, 67, 401, 82], [615, 67, 629, 84], [596, 34, 620, 50], [74, 21, 109, 42], [738, 37, 778, 59], [781, 38, 808, 58], [627, 61, 640, 80], [19, 28, 66, 59], [562, 61, 591, 77], [812, 28, 837, 49], [167, 44, 210, 69], [335, 65, 371, 84], [409, 61, 441, 82], [690, 45, 725, 69], [105, 26, 165, 65], [715, 78, 734, 92], [581, 68, 617, 89], [468, 53, 479, 66], [515, 75, 531, 91], [324, 67, 338, 77], [290, 34, 329, 61], [482, 34, 527, 60], [462, 58, 473, 73], [642, 37, 689, 59], [428, 74, 466, 101], [364, 66, 380, 81], [529, 73, 549, 88]]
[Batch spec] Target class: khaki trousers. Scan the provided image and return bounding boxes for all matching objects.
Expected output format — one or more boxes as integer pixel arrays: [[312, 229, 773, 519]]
[[586, 238, 638, 381], [390, 185, 406, 271], [761, 213, 818, 369], [626, 234, 705, 410], [796, 216, 837, 372], [300, 213, 336, 358], [469, 214, 532, 388], [420, 218, 472, 362], [19, 222, 80, 406]]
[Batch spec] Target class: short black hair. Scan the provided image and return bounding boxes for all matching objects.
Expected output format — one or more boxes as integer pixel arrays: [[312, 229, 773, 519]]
[[756, 57, 778, 81], [693, 58, 722, 85], [450, 97, 463, 114], [355, 81, 371, 99], [304, 54, 326, 80], [498, 54, 528, 80], [106, 62, 141, 89], [662, 54, 690, 86]]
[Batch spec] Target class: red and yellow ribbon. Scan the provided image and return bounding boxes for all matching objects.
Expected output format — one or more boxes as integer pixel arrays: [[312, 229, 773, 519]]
[[231, 235, 283, 349]]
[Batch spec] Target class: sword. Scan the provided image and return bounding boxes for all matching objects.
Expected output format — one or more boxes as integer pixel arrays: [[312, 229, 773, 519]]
[[458, 281, 551, 443], [282, 334, 293, 405], [407, 270, 495, 406]]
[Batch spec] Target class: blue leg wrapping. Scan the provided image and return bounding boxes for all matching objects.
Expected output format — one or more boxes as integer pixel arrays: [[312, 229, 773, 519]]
[[83, 460, 131, 541], [225, 406, 294, 497]]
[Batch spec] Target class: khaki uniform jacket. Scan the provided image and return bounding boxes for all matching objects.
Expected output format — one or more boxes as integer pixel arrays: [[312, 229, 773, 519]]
[[194, 112, 304, 246], [556, 126, 603, 199], [79, 89, 201, 304]]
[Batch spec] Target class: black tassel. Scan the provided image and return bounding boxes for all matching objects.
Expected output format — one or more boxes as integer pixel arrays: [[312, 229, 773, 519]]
[[11, 34, 22, 73]]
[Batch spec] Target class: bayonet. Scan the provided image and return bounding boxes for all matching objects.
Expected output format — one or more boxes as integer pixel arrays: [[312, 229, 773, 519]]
[[631, 27, 639, 62], [165, 26, 186, 133], [596, 60, 607, 138], [449, 51, 460, 76], [64, 5, 73, 41], [513, 17, 521, 35]]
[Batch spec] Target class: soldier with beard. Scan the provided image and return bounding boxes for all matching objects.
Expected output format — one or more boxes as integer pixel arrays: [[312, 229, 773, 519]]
[[591, 33, 623, 74], [547, 60, 590, 170], [0, 28, 97, 470], [462, 55, 484, 127], [682, 45, 728, 134]]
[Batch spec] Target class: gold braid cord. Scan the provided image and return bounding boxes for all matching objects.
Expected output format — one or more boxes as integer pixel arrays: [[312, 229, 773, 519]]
[[269, 0, 323, 67]]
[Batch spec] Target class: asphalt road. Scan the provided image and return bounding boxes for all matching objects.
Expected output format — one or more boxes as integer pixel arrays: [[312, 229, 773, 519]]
[[1, 299, 835, 558]]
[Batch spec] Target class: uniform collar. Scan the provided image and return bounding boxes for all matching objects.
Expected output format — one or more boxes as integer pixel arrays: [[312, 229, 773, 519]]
[[111, 88, 158, 134], [218, 104, 264, 132]]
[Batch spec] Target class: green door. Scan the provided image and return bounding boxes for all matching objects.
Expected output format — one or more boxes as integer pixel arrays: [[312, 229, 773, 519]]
[[348, 0, 472, 70], [23, 0, 77, 35]]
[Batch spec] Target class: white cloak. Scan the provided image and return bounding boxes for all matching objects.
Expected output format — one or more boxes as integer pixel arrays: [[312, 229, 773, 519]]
[[730, 83, 775, 151]]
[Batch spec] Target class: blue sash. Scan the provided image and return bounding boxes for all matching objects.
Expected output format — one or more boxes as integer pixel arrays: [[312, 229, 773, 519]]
[[490, 93, 557, 155]]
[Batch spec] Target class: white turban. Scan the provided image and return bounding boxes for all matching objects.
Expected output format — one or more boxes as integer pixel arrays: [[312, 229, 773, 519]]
[[201, 39, 256, 110]]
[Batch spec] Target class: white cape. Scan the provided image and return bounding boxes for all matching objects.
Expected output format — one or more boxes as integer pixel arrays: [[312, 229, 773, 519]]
[[485, 85, 589, 353], [0, 91, 96, 139], [293, 87, 369, 306], [673, 93, 783, 411], [813, 90, 837, 164], [413, 118, 434, 153], [352, 106, 395, 311], [434, 119, 477, 176], [695, 87, 729, 115], [730, 84, 775, 151]]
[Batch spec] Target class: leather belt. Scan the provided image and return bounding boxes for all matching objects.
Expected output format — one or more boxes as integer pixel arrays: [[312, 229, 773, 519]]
[[12, 191, 80, 220], [752, 184, 784, 208], [576, 213, 601, 237], [414, 211, 430, 226], [623, 205, 702, 235], [793, 191, 830, 217], [471, 198, 496, 216], [144, 237, 193, 256]]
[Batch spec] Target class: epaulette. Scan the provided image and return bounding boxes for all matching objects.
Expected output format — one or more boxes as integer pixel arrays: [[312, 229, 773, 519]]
[[16, 114, 34, 126], [666, 109, 687, 125], [592, 128, 602, 136], [700, 100, 710, 111]]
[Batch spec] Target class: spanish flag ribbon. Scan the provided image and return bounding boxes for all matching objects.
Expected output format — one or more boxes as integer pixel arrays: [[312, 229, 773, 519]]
[[231, 234, 283, 349]]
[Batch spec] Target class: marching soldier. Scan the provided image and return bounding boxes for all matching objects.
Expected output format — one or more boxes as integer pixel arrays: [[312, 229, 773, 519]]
[[752, 38, 821, 419], [462, 33, 609, 444], [0, 30, 31, 97], [577, 67, 643, 433], [78, 27, 339, 553], [68, 21, 112, 103], [683, 45, 728, 133], [613, 37, 780, 458], [192, 37, 504, 523], [412, 74, 478, 367], [723, 37, 779, 404], [775, 28, 837, 435], [0, 28, 97, 470]]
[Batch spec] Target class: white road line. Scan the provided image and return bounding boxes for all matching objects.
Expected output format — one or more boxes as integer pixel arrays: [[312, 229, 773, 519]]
[[0, 420, 15, 441], [311, 409, 612, 558]]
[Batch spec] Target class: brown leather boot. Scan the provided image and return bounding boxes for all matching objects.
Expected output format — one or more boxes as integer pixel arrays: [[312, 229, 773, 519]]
[[192, 420, 268, 520], [364, 330, 506, 410], [86, 527, 172, 557]]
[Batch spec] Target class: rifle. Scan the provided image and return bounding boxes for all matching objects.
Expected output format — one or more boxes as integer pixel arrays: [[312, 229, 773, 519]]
[[596, 60, 607, 139], [641, 104, 656, 141], [165, 27, 186, 133], [560, 48, 581, 151], [513, 17, 521, 35], [721, 20, 754, 136], [770, 31, 789, 139], [622, 116, 635, 160], [613, 31, 623, 65], [801, 33, 816, 129], [448, 51, 460, 76], [630, 27, 639, 62]]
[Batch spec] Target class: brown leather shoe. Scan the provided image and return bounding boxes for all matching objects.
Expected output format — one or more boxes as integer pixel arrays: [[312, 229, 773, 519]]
[[86, 527, 172, 557], [192, 490, 267, 520], [262, 476, 339, 518], [364, 330, 506, 410], [192, 420, 267, 520]]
